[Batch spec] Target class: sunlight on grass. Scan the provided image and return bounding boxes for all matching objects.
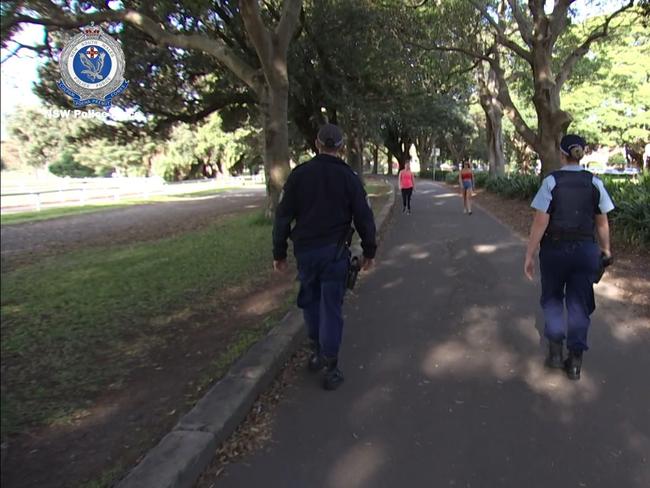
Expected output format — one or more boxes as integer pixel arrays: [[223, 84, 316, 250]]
[[0, 210, 273, 437], [0, 186, 259, 225]]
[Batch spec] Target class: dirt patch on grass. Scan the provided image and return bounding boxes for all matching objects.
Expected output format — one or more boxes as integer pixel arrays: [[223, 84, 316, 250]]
[[1, 271, 296, 488]]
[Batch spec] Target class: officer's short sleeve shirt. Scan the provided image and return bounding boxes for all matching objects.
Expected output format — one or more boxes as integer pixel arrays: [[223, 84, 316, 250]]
[[530, 165, 615, 214]]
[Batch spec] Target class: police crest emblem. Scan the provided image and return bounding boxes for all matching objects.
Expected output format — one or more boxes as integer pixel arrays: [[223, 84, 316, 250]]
[[57, 24, 128, 107]]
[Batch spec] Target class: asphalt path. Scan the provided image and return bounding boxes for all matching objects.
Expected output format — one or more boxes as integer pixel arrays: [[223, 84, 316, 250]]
[[1, 188, 266, 263], [214, 180, 649, 488]]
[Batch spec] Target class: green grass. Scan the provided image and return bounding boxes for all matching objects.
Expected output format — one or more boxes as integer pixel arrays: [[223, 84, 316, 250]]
[[0, 186, 247, 225], [0, 180, 393, 442], [0, 210, 273, 438]]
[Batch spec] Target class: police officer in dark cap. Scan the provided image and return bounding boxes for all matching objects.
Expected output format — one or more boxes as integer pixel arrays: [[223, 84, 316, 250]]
[[524, 134, 614, 380], [272, 123, 377, 390]]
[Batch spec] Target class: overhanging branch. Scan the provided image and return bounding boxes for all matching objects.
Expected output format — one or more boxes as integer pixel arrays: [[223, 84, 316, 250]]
[[9, 7, 262, 92], [556, 0, 634, 91]]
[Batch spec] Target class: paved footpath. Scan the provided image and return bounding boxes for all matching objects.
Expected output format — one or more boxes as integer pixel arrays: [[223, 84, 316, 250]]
[[213, 180, 649, 488]]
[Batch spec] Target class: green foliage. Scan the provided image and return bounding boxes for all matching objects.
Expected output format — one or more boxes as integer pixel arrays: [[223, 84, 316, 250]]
[[564, 13, 650, 148], [153, 112, 261, 182], [484, 174, 541, 200], [48, 150, 95, 177], [607, 153, 626, 166], [473, 172, 489, 188], [602, 175, 650, 246], [419, 170, 451, 181], [446, 171, 459, 184]]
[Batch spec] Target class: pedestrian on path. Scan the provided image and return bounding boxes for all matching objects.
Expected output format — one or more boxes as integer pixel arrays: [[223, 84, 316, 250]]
[[524, 134, 614, 380], [272, 123, 377, 390], [458, 161, 474, 215], [398, 159, 415, 214]]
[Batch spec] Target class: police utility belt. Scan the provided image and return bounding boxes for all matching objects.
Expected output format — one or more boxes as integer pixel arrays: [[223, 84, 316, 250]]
[[543, 230, 595, 242]]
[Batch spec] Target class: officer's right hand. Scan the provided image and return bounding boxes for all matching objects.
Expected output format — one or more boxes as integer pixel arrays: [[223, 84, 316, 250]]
[[273, 259, 288, 272], [524, 254, 535, 281], [361, 257, 375, 271]]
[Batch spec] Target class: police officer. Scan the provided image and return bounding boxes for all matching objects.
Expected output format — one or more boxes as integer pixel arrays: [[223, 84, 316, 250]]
[[524, 134, 614, 380], [272, 123, 377, 390]]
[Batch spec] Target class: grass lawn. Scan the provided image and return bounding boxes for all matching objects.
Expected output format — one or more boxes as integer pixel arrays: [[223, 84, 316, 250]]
[[0, 179, 393, 446], [0, 210, 274, 438], [0, 186, 255, 225]]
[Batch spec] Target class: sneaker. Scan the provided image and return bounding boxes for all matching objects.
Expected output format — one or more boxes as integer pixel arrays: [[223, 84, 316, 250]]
[[407, 209, 411, 215], [402, 207, 407, 214], [323, 367, 345, 390], [468, 210, 472, 215]]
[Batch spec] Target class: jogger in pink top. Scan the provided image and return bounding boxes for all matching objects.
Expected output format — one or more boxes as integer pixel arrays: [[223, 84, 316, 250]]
[[398, 160, 415, 214]]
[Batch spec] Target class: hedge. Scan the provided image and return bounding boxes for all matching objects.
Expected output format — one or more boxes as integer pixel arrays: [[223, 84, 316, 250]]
[[456, 171, 649, 247]]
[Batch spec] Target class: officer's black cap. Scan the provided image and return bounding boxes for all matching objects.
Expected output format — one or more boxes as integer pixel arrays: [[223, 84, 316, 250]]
[[560, 134, 587, 156], [317, 123, 344, 149]]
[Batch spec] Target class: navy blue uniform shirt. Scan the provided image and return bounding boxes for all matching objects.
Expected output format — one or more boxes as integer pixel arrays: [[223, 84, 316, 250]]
[[272, 153, 377, 260]]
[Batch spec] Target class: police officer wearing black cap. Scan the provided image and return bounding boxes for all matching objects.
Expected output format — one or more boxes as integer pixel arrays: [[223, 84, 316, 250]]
[[272, 123, 377, 390], [524, 134, 614, 380]]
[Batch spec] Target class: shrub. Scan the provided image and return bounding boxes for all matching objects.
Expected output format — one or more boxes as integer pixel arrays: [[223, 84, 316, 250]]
[[419, 169, 450, 181], [484, 173, 540, 200], [473, 172, 489, 188], [445, 171, 459, 184], [607, 153, 626, 166], [48, 151, 95, 178], [605, 175, 650, 246]]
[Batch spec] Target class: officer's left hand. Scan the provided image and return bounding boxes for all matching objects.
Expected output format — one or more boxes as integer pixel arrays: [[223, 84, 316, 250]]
[[524, 254, 535, 281], [273, 259, 288, 272]]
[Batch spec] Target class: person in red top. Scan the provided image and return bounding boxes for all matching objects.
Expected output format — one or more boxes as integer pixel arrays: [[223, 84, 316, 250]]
[[458, 161, 474, 215], [398, 159, 416, 214]]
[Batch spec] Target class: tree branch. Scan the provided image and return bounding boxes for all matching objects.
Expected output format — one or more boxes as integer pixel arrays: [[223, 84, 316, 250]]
[[154, 91, 257, 130], [469, 0, 533, 64], [507, 0, 533, 46], [9, 7, 262, 93], [556, 0, 634, 91], [548, 0, 573, 47], [276, 0, 303, 53], [240, 0, 273, 66], [490, 57, 537, 147]]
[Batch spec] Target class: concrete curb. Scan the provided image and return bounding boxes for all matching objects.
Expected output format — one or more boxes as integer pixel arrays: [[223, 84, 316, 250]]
[[117, 180, 396, 488]]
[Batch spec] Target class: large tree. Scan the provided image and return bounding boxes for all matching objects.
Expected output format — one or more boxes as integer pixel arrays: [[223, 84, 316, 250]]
[[2, 0, 302, 215], [408, 0, 638, 175]]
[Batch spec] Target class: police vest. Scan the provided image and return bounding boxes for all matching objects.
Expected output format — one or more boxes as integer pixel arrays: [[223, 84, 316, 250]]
[[545, 170, 599, 241]]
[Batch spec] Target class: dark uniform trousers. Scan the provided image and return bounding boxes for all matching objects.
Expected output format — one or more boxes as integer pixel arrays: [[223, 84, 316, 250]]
[[539, 239, 600, 351], [295, 243, 349, 359]]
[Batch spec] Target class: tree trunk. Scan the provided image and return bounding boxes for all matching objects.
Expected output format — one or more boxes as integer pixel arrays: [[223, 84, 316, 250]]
[[386, 153, 394, 176], [260, 84, 291, 218], [415, 133, 435, 173], [372, 144, 379, 175], [477, 60, 506, 176], [485, 109, 505, 176], [347, 111, 364, 181]]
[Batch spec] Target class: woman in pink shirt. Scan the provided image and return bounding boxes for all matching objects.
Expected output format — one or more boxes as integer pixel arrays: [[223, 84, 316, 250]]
[[398, 159, 415, 214]]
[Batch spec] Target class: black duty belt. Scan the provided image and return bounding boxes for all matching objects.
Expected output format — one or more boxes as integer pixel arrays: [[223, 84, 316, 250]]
[[543, 231, 595, 242]]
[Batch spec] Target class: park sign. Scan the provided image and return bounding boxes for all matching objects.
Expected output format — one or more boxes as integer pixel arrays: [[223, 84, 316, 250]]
[[57, 24, 128, 108]]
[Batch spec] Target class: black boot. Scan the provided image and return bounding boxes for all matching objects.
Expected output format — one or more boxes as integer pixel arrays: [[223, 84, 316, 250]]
[[545, 340, 564, 369], [323, 356, 344, 391], [307, 341, 324, 372], [564, 350, 583, 380]]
